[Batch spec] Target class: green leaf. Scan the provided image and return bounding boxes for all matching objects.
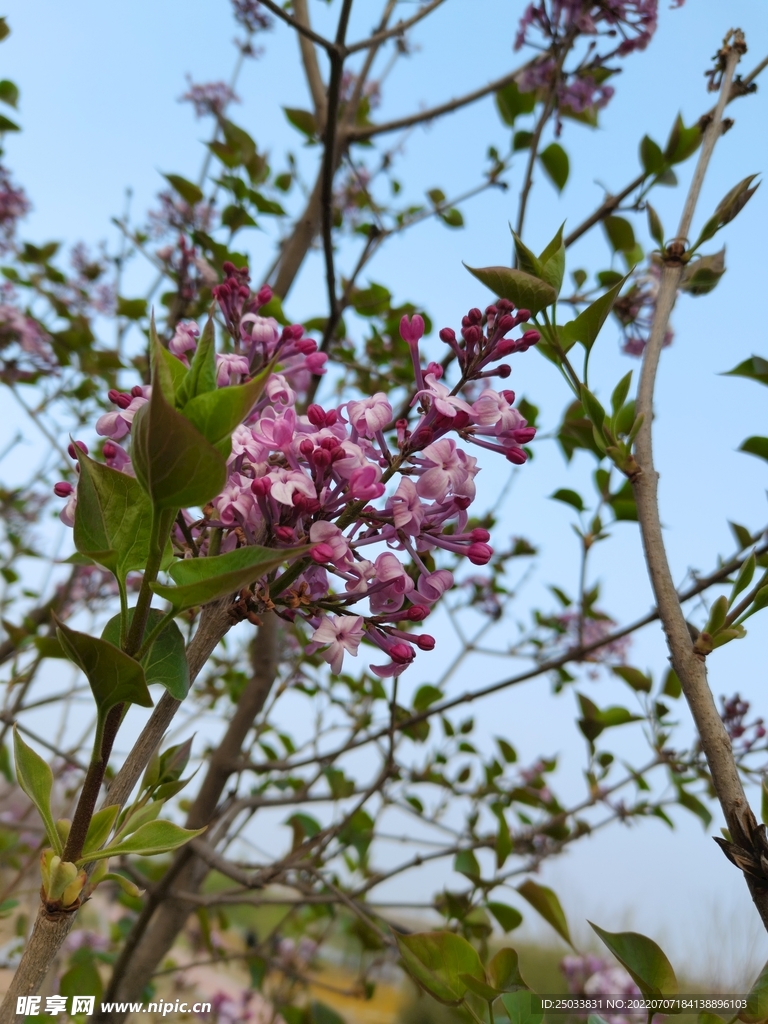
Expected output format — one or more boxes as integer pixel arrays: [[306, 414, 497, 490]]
[[538, 223, 566, 294], [740, 961, 768, 1023], [488, 947, 526, 991], [603, 216, 636, 253], [13, 727, 61, 854], [454, 849, 481, 880], [151, 544, 309, 612], [730, 521, 755, 550], [550, 488, 585, 512], [679, 249, 726, 296], [496, 811, 512, 868], [175, 316, 217, 408], [0, 113, 20, 132], [54, 616, 152, 716], [517, 879, 573, 947], [740, 437, 768, 464], [539, 143, 569, 192], [102, 609, 189, 700], [501, 990, 544, 1024], [488, 901, 523, 933], [283, 106, 317, 139], [464, 264, 557, 316], [181, 364, 272, 450], [662, 667, 681, 698], [511, 232, 544, 279], [646, 204, 664, 247], [513, 130, 533, 151], [61, 958, 103, 1005], [73, 449, 155, 585], [309, 1002, 345, 1024], [640, 135, 665, 176], [164, 173, 204, 206], [0, 80, 19, 108], [116, 296, 148, 321], [396, 931, 484, 1005], [612, 666, 652, 693], [82, 805, 120, 856], [664, 114, 702, 165], [441, 208, 464, 228], [131, 321, 227, 509], [590, 922, 678, 996], [83, 819, 204, 863], [495, 81, 535, 126], [724, 355, 768, 388], [611, 371, 633, 414], [677, 788, 712, 829], [560, 276, 627, 353]]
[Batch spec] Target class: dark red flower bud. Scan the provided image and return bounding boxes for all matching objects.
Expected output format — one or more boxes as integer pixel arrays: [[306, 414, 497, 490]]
[[296, 338, 317, 354], [256, 284, 273, 305], [274, 526, 295, 542], [496, 314, 515, 334], [324, 409, 338, 426], [68, 441, 88, 459], [406, 605, 430, 621], [310, 543, 334, 563], [462, 324, 482, 346], [439, 327, 457, 344], [496, 364, 511, 378], [131, 385, 144, 397], [320, 436, 340, 451], [54, 482, 73, 498], [415, 634, 435, 651], [454, 496, 471, 510], [390, 642, 415, 663], [512, 427, 536, 444], [501, 390, 516, 404], [251, 476, 272, 495], [313, 449, 331, 471], [467, 542, 493, 565], [467, 307, 483, 325], [307, 404, 326, 427], [103, 442, 117, 459], [521, 329, 540, 345], [470, 528, 491, 542], [299, 439, 315, 458], [505, 447, 528, 465]]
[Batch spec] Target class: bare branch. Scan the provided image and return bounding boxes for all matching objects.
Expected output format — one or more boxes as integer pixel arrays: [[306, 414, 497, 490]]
[[293, 0, 328, 125], [346, 0, 445, 54], [347, 63, 530, 141], [257, 0, 334, 52]]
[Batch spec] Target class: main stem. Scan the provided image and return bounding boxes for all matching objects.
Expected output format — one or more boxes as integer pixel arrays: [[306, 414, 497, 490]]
[[631, 33, 768, 929]]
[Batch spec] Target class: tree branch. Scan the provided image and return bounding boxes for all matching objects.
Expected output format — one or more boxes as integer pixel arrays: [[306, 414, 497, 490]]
[[293, 0, 328, 126], [630, 33, 768, 931], [346, 0, 445, 54], [257, 0, 334, 52]]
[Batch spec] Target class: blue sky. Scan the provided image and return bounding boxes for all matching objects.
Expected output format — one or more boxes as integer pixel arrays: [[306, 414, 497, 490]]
[[2, 0, 768, 978]]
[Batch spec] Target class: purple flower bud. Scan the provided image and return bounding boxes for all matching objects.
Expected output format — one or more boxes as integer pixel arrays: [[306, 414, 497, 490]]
[[68, 440, 88, 459], [471, 528, 491, 542], [390, 642, 415, 663], [415, 634, 435, 651], [439, 327, 457, 344], [54, 481, 73, 498], [311, 543, 335, 564], [467, 542, 493, 565], [506, 447, 528, 465], [400, 313, 425, 346]]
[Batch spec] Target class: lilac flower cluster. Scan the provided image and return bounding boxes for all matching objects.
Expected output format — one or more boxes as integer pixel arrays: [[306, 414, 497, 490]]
[[720, 694, 766, 754], [514, 1, 684, 123], [0, 164, 30, 254], [56, 264, 539, 680], [0, 303, 54, 379], [555, 610, 631, 665], [613, 263, 674, 357], [180, 78, 241, 120], [561, 954, 640, 1024]]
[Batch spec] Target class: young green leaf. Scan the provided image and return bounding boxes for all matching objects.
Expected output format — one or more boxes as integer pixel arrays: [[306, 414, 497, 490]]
[[639, 135, 664, 176], [646, 204, 664, 247], [396, 931, 484, 1005], [740, 437, 768, 464], [724, 356, 768, 388], [603, 216, 636, 253], [152, 544, 310, 612], [538, 223, 566, 294], [590, 922, 678, 996], [13, 727, 62, 855], [612, 666, 652, 693], [82, 805, 120, 856], [102, 609, 189, 700], [539, 143, 569, 192], [73, 449, 155, 585], [174, 315, 217, 408], [739, 960, 768, 1024], [488, 901, 523, 933], [131, 323, 227, 510], [501, 990, 544, 1024], [54, 616, 152, 716], [81, 819, 205, 863], [163, 173, 204, 206], [517, 879, 574, 948], [464, 264, 557, 315], [488, 947, 526, 992], [181, 363, 271, 452], [679, 249, 726, 296], [560, 276, 627, 353]]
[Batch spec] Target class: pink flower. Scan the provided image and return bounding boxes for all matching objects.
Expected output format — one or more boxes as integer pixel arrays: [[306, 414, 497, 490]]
[[214, 472, 257, 526], [169, 320, 200, 360], [414, 373, 474, 419], [416, 569, 454, 604], [389, 477, 424, 536], [346, 393, 392, 436], [216, 352, 251, 386], [348, 465, 384, 500], [309, 521, 352, 566], [416, 439, 477, 502], [471, 389, 523, 430], [95, 391, 149, 440], [311, 615, 365, 674], [230, 424, 268, 464], [269, 468, 315, 506]]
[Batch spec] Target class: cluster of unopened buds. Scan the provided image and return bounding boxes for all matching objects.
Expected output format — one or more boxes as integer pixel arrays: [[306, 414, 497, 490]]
[[55, 262, 539, 679]]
